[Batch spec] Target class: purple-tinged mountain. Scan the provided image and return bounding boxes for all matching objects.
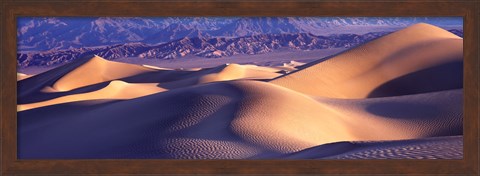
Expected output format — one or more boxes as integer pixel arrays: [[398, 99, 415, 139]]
[[18, 32, 391, 67], [17, 17, 163, 51], [17, 17, 463, 52]]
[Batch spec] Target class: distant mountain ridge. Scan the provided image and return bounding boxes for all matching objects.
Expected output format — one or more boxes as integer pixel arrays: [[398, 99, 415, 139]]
[[17, 29, 463, 68], [17, 17, 463, 52], [17, 32, 390, 67]]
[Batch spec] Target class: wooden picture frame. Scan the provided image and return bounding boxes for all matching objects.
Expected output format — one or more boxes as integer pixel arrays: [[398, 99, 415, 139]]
[[1, 0, 479, 175]]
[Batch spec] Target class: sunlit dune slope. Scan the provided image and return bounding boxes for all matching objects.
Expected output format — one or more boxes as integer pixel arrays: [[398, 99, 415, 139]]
[[271, 23, 463, 98], [18, 80, 462, 159], [52, 55, 156, 91], [18, 55, 155, 97]]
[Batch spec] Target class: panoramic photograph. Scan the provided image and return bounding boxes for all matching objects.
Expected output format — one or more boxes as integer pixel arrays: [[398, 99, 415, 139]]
[[17, 17, 463, 159]]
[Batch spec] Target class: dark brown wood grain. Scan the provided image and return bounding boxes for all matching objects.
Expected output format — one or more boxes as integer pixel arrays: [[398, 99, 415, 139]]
[[1, 0, 479, 175]]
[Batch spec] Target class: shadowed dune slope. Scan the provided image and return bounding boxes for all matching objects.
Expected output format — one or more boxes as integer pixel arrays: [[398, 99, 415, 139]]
[[270, 23, 463, 98], [18, 54, 99, 98], [18, 80, 462, 159], [280, 136, 462, 159]]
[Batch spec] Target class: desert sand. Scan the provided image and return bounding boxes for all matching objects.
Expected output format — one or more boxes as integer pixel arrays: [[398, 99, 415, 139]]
[[271, 23, 463, 98], [17, 23, 463, 159], [17, 73, 31, 81]]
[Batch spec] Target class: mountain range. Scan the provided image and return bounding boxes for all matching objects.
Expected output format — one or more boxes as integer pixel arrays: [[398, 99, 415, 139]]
[[17, 28, 463, 68], [18, 17, 462, 52], [18, 32, 391, 67]]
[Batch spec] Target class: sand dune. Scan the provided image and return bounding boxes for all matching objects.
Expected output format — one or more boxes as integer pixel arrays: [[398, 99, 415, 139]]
[[18, 80, 462, 158], [17, 73, 32, 81], [280, 136, 462, 159], [18, 80, 165, 111], [85, 61, 281, 90], [17, 23, 463, 159], [52, 55, 157, 91], [18, 56, 283, 105], [271, 23, 463, 98], [17, 54, 154, 98], [198, 63, 281, 83], [228, 83, 461, 153]]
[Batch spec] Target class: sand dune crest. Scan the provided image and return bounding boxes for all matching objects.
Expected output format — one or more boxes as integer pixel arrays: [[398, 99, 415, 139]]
[[271, 23, 463, 98], [52, 55, 156, 91]]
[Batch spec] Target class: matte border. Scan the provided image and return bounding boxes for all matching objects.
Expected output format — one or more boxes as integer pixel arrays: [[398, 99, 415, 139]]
[[1, 0, 479, 175]]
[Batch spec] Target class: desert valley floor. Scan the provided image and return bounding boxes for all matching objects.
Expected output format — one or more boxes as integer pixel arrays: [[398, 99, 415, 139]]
[[17, 23, 463, 159]]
